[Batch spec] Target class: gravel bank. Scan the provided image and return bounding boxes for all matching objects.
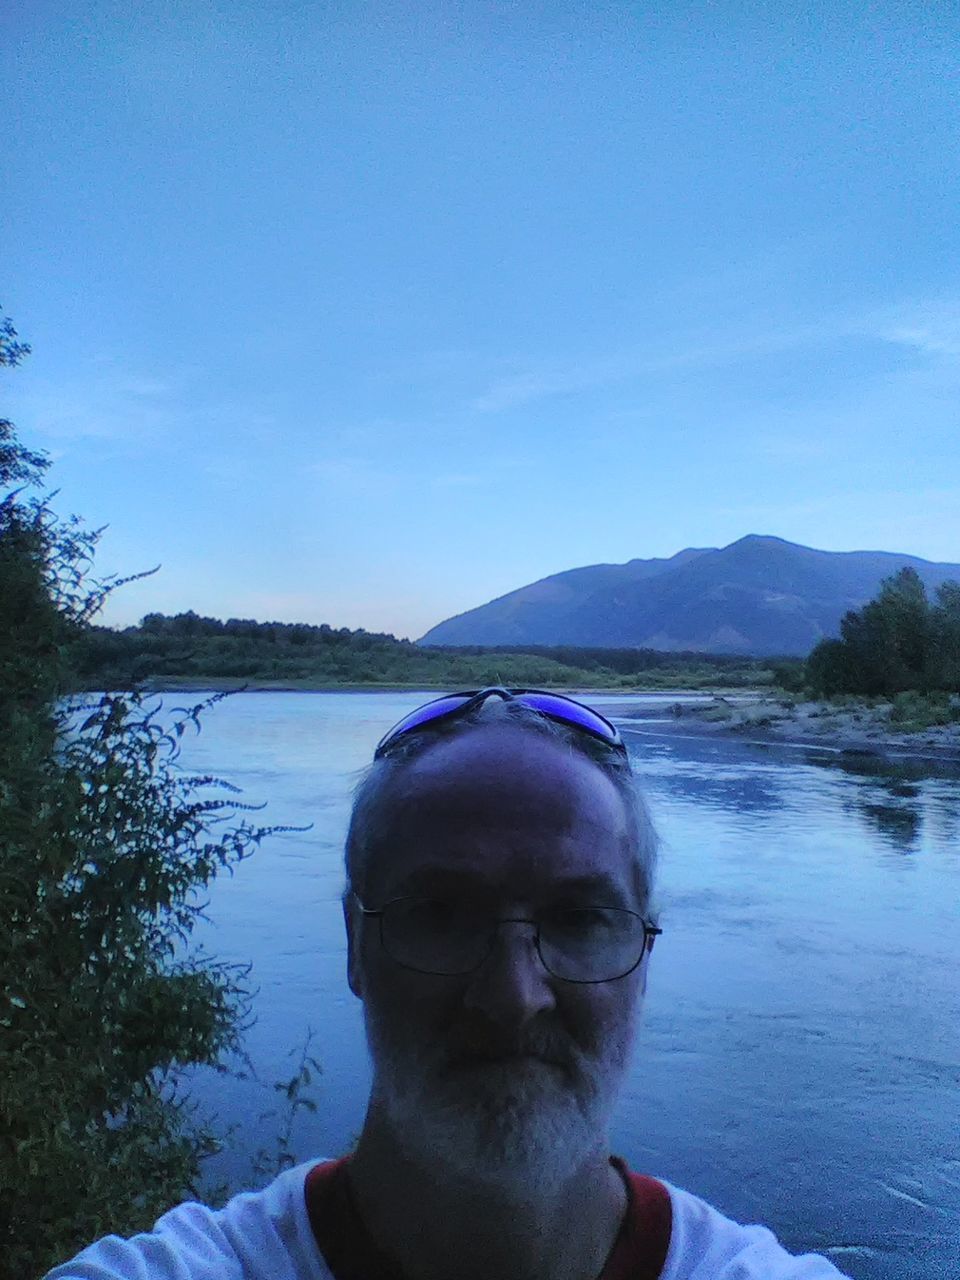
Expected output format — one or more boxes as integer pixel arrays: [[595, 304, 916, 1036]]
[[618, 695, 960, 764]]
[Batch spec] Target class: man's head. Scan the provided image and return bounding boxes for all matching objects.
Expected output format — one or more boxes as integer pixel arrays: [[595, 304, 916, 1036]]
[[343, 693, 659, 1192]]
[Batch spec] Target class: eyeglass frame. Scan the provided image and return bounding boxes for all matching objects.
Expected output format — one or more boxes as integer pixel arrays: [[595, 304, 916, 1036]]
[[373, 686, 628, 761], [354, 894, 663, 985]]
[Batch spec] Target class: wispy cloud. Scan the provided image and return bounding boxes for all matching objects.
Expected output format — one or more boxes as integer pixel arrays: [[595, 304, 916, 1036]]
[[9, 367, 181, 443], [467, 295, 960, 415], [471, 366, 602, 413], [468, 322, 850, 414], [870, 300, 960, 360], [8, 360, 283, 458]]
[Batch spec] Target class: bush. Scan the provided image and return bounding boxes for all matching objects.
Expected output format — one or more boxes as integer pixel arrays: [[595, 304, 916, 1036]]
[[886, 690, 960, 731], [770, 658, 806, 693], [0, 314, 282, 1276]]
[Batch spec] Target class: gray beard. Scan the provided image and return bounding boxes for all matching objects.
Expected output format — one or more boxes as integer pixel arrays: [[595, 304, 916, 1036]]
[[362, 1009, 632, 1196]]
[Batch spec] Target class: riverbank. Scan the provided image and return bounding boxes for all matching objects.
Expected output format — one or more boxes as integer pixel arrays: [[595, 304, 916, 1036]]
[[617, 694, 960, 763]]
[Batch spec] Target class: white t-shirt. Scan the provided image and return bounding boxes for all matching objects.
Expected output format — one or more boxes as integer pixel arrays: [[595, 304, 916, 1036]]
[[43, 1159, 850, 1279]]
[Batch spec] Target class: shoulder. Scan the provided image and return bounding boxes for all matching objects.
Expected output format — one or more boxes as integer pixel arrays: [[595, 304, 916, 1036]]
[[42, 1162, 331, 1280], [659, 1182, 850, 1279]]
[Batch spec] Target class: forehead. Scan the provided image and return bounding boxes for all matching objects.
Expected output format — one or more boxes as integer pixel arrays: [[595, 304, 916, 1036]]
[[369, 724, 635, 904]]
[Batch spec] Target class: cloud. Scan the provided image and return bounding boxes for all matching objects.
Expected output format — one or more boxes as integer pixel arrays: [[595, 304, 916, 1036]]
[[9, 367, 180, 443], [471, 366, 603, 413], [871, 300, 960, 360], [8, 360, 282, 457], [468, 322, 852, 414], [467, 294, 960, 416]]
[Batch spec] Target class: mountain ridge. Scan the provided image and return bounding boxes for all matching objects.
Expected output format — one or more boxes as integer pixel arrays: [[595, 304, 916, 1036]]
[[418, 536, 960, 656]]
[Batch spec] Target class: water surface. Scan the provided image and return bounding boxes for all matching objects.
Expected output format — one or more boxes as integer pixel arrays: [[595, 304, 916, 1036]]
[[172, 691, 960, 1280]]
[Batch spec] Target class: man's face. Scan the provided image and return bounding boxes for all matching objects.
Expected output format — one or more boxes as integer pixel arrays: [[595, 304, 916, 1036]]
[[346, 723, 649, 1189]]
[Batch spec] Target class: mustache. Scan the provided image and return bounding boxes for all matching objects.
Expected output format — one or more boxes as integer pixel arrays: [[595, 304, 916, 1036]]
[[444, 1020, 584, 1070]]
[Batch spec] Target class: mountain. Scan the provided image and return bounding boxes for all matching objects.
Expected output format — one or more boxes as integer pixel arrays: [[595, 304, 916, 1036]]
[[418, 536, 960, 656]]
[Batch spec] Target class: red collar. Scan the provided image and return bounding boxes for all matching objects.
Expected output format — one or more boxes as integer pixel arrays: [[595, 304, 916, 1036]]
[[304, 1155, 671, 1280]]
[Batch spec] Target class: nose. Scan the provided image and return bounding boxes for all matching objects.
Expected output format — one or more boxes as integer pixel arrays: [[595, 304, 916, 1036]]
[[462, 920, 557, 1028]]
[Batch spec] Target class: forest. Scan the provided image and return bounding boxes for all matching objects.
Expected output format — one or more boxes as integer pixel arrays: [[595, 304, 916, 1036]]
[[69, 611, 779, 691]]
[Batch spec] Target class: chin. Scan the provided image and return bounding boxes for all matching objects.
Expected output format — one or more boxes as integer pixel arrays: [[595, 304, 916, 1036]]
[[371, 1046, 616, 1196]]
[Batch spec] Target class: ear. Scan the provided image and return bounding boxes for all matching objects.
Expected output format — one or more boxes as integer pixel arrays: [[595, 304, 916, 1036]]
[[344, 894, 364, 1000]]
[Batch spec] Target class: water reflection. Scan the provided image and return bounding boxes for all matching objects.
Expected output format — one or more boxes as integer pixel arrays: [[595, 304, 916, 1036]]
[[854, 798, 922, 850], [627, 721, 960, 859]]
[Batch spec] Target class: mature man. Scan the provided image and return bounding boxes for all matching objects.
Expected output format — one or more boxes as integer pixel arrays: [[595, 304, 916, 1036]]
[[48, 688, 849, 1279]]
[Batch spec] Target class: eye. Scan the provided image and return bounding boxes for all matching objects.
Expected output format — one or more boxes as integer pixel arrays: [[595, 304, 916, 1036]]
[[393, 897, 485, 935], [542, 907, 636, 943], [545, 907, 613, 937]]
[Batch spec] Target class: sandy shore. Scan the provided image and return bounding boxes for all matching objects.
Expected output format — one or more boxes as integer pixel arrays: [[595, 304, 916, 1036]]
[[615, 694, 960, 764]]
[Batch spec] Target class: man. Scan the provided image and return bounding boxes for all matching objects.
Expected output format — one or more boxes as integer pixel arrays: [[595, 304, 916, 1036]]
[[47, 688, 849, 1279]]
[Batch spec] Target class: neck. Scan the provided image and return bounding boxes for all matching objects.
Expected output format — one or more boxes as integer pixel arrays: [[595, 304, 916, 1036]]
[[348, 1104, 627, 1280]]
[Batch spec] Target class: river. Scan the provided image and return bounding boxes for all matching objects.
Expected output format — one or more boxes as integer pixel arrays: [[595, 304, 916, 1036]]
[[169, 690, 960, 1280]]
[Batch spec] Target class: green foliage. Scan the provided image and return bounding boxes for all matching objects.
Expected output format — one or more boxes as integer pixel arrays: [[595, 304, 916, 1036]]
[[66, 612, 777, 692], [0, 314, 282, 1276], [930, 580, 960, 692], [886, 690, 960, 732], [249, 1033, 324, 1183], [769, 658, 806, 693], [806, 568, 960, 697]]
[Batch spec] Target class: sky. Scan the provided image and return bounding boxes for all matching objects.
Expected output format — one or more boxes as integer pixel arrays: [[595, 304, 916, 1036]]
[[3, 1, 959, 639]]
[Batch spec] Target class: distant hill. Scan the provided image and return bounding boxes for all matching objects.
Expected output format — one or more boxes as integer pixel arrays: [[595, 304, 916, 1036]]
[[418, 536, 960, 656]]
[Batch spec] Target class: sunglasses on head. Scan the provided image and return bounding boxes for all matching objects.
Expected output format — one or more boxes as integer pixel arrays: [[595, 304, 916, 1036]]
[[373, 686, 627, 760]]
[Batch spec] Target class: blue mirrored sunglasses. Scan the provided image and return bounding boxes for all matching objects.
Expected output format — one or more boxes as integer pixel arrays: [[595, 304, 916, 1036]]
[[373, 686, 627, 760]]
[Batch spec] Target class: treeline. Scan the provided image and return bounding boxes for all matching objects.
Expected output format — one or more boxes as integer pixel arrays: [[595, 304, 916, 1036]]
[[435, 642, 773, 685], [64, 576, 960, 698], [805, 568, 960, 696], [68, 611, 777, 690]]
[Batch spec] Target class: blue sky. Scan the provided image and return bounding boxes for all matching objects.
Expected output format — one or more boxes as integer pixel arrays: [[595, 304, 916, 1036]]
[[3, 1, 959, 638]]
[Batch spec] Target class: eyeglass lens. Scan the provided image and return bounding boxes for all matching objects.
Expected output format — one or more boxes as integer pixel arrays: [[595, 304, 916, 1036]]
[[375, 688, 625, 760], [375, 694, 473, 752], [512, 692, 619, 743], [379, 898, 648, 982]]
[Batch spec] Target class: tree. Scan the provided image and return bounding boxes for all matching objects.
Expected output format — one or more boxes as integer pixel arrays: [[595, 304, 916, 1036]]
[[806, 567, 959, 696], [0, 312, 280, 1276], [929, 580, 960, 691], [804, 638, 851, 697]]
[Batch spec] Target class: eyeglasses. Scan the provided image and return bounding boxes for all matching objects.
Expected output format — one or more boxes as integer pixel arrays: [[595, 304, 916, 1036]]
[[356, 896, 662, 984], [374, 687, 627, 761]]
